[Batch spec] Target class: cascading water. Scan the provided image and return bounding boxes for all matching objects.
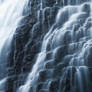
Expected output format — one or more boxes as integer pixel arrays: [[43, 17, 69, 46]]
[[0, 0, 28, 91], [18, 0, 92, 92]]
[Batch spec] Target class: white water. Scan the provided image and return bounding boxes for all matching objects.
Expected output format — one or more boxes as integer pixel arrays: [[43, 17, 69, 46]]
[[0, 0, 28, 91], [18, 1, 92, 92], [0, 0, 28, 54], [0, 78, 7, 92]]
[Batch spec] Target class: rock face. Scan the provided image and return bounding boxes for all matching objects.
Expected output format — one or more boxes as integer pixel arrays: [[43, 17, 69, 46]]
[[6, 0, 92, 92], [6, 0, 59, 92]]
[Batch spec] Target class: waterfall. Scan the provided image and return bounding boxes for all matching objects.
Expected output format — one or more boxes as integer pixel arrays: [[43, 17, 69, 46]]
[[0, 0, 28, 91], [18, 0, 92, 92]]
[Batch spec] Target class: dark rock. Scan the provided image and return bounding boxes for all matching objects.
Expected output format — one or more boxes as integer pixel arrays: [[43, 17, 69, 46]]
[[39, 89, 48, 92], [49, 79, 59, 92], [38, 69, 53, 82], [44, 59, 55, 69]]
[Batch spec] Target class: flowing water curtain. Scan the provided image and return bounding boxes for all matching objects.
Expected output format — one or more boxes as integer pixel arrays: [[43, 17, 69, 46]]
[[0, 0, 29, 91]]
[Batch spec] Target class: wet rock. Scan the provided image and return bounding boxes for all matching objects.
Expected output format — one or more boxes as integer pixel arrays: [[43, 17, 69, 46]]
[[49, 79, 59, 92], [44, 59, 55, 69], [53, 63, 64, 78], [45, 51, 53, 61], [38, 69, 53, 82], [36, 83, 43, 92], [39, 89, 48, 92], [53, 46, 68, 64]]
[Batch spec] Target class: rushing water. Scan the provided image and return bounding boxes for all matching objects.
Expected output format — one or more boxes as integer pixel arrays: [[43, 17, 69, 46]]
[[0, 0, 28, 91], [18, 1, 92, 92]]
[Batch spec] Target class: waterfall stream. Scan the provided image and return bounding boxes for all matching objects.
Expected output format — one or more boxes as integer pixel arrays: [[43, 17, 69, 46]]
[[0, 0, 28, 91], [18, 1, 92, 92], [0, 0, 91, 92]]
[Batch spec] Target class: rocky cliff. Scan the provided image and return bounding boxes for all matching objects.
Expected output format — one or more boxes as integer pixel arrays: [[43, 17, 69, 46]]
[[6, 0, 92, 92]]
